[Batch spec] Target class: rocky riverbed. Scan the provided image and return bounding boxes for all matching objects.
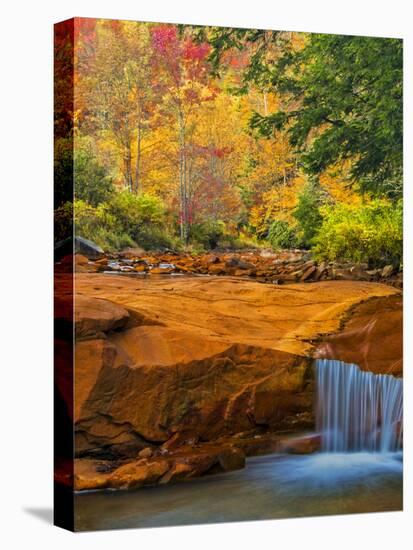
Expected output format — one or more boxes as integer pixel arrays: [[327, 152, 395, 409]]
[[56, 247, 403, 288], [54, 262, 401, 492]]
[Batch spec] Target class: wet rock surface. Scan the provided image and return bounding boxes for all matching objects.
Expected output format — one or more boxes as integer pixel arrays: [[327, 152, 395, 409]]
[[55, 260, 401, 491], [73, 431, 321, 491]]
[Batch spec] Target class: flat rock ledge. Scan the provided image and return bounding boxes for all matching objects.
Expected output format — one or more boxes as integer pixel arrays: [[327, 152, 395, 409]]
[[54, 272, 400, 491]]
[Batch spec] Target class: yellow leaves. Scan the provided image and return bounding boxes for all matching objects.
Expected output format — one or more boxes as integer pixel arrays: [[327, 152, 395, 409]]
[[249, 175, 305, 234], [319, 166, 362, 206]]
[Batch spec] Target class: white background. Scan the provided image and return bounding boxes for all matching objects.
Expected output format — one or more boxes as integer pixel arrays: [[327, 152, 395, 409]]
[[0, 0, 412, 548]]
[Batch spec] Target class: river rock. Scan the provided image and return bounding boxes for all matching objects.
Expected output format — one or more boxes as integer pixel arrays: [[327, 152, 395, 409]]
[[208, 263, 226, 275], [382, 265, 394, 278], [151, 266, 175, 274], [218, 447, 246, 471], [55, 236, 105, 260], [279, 434, 321, 454], [119, 247, 145, 259], [300, 265, 317, 282], [138, 447, 154, 459], [108, 459, 169, 489]]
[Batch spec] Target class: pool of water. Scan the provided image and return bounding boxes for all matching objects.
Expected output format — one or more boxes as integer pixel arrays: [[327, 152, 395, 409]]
[[74, 452, 403, 531]]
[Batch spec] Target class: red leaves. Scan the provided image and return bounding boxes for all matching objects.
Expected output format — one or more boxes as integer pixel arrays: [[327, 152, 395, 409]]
[[183, 40, 210, 62], [151, 25, 178, 55], [74, 17, 97, 45], [151, 25, 209, 61], [192, 144, 232, 158], [151, 24, 210, 83]]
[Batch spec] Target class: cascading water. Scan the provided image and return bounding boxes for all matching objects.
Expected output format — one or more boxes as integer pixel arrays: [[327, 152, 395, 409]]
[[316, 359, 403, 453]]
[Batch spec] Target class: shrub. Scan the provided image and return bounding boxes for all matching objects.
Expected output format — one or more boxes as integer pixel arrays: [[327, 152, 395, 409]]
[[293, 180, 324, 247], [189, 220, 225, 249], [74, 141, 114, 207], [312, 200, 402, 267], [134, 226, 182, 251], [268, 220, 298, 250], [107, 191, 165, 239], [73, 200, 134, 252], [73, 195, 178, 252]]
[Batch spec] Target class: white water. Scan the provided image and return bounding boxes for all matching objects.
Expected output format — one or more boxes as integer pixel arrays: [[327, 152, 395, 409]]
[[316, 359, 403, 453]]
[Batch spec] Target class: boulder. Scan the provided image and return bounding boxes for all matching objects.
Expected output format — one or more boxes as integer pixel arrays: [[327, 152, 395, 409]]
[[119, 247, 145, 259], [73, 295, 130, 339], [225, 257, 255, 270], [217, 447, 246, 471], [300, 265, 317, 282], [108, 459, 169, 489], [138, 447, 154, 459], [208, 263, 226, 275], [55, 236, 104, 261], [74, 459, 112, 491], [382, 265, 394, 278], [279, 434, 321, 454], [159, 462, 193, 484]]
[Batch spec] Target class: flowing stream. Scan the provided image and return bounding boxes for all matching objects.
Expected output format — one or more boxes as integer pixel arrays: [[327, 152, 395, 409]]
[[75, 359, 403, 531]]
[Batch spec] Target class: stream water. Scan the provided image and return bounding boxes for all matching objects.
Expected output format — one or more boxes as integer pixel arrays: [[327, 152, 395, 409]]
[[75, 359, 403, 531], [75, 452, 402, 530]]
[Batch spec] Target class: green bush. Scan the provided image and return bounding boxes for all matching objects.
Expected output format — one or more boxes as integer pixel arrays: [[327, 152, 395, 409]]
[[293, 180, 324, 247], [137, 227, 182, 251], [268, 220, 298, 250], [107, 191, 165, 238], [73, 199, 134, 252], [189, 219, 225, 249], [312, 200, 402, 267], [74, 141, 114, 207], [73, 194, 179, 252]]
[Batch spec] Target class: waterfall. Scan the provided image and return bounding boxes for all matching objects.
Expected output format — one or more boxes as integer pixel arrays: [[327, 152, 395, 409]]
[[316, 359, 403, 453]]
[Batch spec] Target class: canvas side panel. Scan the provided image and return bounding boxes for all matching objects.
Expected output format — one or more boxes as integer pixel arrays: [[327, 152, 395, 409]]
[[54, 17, 75, 532]]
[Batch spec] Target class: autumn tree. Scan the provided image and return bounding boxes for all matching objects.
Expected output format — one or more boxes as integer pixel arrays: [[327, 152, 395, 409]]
[[151, 25, 213, 242], [202, 29, 403, 198], [76, 20, 156, 192]]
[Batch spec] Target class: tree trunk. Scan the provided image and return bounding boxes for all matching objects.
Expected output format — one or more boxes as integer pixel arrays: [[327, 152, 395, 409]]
[[134, 103, 142, 194], [178, 110, 188, 243], [263, 91, 268, 116], [124, 143, 133, 191]]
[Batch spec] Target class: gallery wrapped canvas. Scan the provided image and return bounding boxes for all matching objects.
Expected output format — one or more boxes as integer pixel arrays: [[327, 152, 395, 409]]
[[54, 17, 403, 531]]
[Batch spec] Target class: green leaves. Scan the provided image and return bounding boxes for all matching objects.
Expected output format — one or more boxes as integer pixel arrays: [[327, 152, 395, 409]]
[[206, 30, 403, 199], [74, 141, 114, 207], [293, 179, 324, 247], [268, 220, 297, 250], [312, 200, 403, 266]]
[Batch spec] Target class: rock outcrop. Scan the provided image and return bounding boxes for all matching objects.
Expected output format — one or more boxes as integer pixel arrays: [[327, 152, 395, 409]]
[[315, 294, 402, 376], [54, 271, 401, 490]]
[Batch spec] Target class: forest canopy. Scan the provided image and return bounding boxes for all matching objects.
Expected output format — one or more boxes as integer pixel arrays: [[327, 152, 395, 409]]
[[54, 19, 403, 266]]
